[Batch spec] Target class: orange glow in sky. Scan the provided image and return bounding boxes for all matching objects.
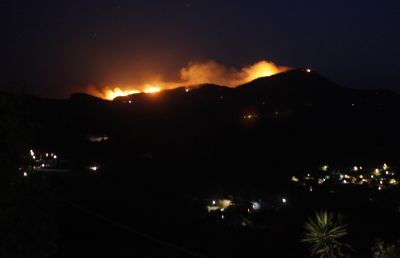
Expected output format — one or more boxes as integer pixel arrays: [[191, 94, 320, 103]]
[[87, 60, 289, 100]]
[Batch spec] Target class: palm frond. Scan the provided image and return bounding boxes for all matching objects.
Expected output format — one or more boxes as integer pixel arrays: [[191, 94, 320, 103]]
[[301, 210, 350, 257]]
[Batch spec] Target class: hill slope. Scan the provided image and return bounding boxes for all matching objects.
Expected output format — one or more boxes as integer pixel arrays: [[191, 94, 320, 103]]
[[9, 69, 400, 179]]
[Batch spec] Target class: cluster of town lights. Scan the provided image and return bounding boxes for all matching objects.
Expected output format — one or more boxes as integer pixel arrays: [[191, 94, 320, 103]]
[[30, 149, 57, 161], [21, 149, 60, 177], [292, 163, 398, 191], [206, 195, 287, 224], [243, 113, 259, 120]]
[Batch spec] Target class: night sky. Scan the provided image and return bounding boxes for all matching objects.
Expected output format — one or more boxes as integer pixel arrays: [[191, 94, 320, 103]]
[[1, 0, 400, 98]]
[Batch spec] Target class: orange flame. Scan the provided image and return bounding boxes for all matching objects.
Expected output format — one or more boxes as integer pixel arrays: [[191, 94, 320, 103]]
[[87, 60, 289, 100], [87, 85, 162, 100], [241, 60, 287, 82], [143, 86, 161, 94], [103, 87, 141, 100], [179, 60, 289, 87]]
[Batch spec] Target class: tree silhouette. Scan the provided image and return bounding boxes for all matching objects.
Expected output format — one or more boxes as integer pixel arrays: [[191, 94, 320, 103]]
[[301, 210, 350, 258]]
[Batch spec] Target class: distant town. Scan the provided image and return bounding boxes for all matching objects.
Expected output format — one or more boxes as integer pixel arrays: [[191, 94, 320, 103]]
[[292, 163, 398, 191]]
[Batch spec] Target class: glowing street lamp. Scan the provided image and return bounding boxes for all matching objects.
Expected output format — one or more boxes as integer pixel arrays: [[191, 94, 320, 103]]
[[89, 166, 99, 172]]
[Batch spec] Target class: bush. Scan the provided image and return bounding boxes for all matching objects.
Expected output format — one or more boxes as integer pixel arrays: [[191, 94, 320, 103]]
[[372, 239, 400, 258]]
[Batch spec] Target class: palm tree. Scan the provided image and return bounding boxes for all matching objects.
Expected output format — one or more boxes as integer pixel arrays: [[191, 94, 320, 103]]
[[301, 210, 350, 258]]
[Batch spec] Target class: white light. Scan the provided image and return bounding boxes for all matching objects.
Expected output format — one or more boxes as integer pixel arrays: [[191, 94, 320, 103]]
[[23, 172, 28, 177], [378, 186, 382, 191], [46, 153, 49, 157], [89, 166, 98, 172], [41, 164, 45, 168], [252, 202, 261, 210], [128, 100, 132, 104], [212, 200, 216, 205], [53, 155, 57, 159], [282, 198, 287, 204], [306, 68, 311, 73], [221, 215, 224, 219]]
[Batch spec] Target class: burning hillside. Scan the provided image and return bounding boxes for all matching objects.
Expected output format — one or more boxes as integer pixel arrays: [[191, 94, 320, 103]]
[[87, 60, 289, 100]]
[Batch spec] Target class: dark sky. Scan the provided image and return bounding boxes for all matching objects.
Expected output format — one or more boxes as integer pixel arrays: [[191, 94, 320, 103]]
[[1, 0, 400, 98]]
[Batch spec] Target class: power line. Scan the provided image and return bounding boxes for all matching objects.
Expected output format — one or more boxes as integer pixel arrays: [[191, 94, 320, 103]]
[[61, 198, 208, 258]]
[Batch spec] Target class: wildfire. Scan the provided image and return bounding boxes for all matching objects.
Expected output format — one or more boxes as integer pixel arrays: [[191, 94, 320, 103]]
[[143, 87, 161, 94], [103, 88, 140, 100], [88, 85, 162, 100], [87, 59, 290, 100], [241, 61, 286, 82]]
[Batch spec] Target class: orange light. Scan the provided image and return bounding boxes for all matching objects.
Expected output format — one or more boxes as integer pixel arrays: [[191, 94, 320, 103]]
[[143, 87, 161, 94], [87, 59, 290, 100], [104, 88, 140, 100], [242, 61, 287, 81], [89, 86, 162, 100]]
